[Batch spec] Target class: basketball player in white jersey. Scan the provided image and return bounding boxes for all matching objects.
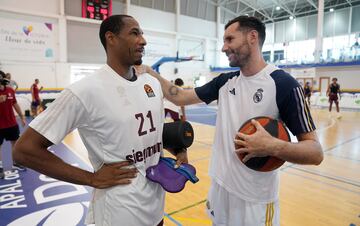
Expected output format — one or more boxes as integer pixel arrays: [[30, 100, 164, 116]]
[[140, 16, 323, 226], [13, 15, 187, 226]]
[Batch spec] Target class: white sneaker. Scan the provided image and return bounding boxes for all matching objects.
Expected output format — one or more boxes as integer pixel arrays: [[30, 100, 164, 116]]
[[336, 113, 342, 119]]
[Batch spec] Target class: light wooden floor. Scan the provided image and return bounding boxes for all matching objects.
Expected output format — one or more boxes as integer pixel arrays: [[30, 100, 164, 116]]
[[63, 108, 360, 226]]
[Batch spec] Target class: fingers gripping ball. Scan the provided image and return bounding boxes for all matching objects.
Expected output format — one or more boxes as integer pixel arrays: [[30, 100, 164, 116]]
[[163, 121, 194, 150], [236, 116, 290, 172]]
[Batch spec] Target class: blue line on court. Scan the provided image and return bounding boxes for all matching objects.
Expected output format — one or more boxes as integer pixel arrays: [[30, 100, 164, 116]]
[[164, 213, 182, 226]]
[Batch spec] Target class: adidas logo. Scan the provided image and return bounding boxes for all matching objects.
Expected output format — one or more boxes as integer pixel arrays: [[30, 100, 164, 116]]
[[229, 88, 235, 95]]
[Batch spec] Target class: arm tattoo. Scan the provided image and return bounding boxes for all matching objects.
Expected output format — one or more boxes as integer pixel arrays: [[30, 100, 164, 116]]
[[169, 85, 179, 96]]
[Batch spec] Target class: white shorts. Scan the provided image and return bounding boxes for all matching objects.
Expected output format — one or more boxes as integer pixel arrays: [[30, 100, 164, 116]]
[[206, 181, 280, 226]]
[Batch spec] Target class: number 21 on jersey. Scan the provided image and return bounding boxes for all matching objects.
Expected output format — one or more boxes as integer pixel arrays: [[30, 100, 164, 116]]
[[135, 110, 156, 136]]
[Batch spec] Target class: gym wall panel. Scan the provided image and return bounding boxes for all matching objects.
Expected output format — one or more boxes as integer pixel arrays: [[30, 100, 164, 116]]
[[188, 0, 200, 18], [198, 0, 207, 20], [307, 15, 317, 39], [264, 24, 274, 44], [275, 21, 285, 43], [178, 15, 216, 38], [129, 5, 176, 32], [65, 0, 82, 17], [0, 0, 59, 15], [334, 8, 349, 36], [285, 19, 295, 42], [154, 0, 165, 11], [295, 17, 307, 41], [180, 0, 187, 15], [164, 0, 175, 13], [323, 12, 335, 37], [205, 3, 216, 22], [351, 6, 360, 32], [139, 0, 152, 8], [67, 21, 106, 64]]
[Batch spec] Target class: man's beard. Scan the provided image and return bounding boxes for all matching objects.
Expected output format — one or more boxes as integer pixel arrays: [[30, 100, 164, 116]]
[[229, 52, 250, 67], [134, 59, 143, 65], [228, 43, 250, 67]]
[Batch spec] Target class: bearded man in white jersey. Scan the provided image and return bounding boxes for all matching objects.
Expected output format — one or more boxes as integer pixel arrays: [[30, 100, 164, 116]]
[[140, 16, 323, 226], [13, 15, 187, 226]]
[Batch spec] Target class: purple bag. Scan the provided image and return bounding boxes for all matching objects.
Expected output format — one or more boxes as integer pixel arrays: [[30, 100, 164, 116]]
[[146, 157, 199, 193]]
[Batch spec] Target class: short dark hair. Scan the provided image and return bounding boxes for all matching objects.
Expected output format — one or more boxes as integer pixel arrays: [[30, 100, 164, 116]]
[[99, 15, 133, 51], [174, 78, 184, 87], [0, 70, 5, 78], [225, 15, 266, 48], [332, 77, 338, 81]]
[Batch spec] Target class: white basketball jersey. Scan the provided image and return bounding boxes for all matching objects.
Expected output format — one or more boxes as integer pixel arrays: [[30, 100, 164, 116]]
[[195, 64, 315, 203], [30, 65, 165, 226]]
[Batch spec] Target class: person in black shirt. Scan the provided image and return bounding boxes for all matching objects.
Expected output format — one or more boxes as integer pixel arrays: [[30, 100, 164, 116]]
[[326, 78, 341, 116]]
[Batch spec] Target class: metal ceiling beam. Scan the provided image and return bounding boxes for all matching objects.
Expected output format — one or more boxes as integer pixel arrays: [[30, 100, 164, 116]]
[[345, 0, 352, 6], [271, 0, 295, 17], [266, 0, 360, 22], [203, 0, 274, 22], [237, 0, 274, 21], [304, 0, 318, 9], [293, 0, 298, 13]]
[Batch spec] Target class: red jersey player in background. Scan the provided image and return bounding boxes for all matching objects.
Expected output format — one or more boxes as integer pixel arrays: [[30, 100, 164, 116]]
[[0, 71, 26, 179], [30, 78, 43, 117]]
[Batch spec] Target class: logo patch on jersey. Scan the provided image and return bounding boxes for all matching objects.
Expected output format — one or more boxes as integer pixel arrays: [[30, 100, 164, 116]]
[[253, 88, 263, 103], [229, 88, 236, 95], [144, 84, 155, 97]]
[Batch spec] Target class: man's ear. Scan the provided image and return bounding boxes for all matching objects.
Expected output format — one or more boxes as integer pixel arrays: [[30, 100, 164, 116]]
[[105, 31, 116, 47], [248, 30, 258, 45]]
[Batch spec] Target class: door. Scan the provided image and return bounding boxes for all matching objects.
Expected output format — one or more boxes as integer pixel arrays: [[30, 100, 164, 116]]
[[319, 77, 330, 96]]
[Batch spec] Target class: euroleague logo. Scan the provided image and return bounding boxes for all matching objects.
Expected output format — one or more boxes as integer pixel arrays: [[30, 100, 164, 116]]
[[253, 88, 264, 103], [144, 84, 155, 98]]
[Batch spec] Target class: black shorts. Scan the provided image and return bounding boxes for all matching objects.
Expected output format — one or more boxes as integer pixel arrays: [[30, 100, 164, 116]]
[[329, 93, 338, 102], [0, 125, 20, 145], [31, 100, 40, 108]]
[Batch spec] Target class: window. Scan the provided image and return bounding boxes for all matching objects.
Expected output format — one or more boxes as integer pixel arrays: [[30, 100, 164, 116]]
[[274, 50, 284, 62], [262, 51, 271, 62]]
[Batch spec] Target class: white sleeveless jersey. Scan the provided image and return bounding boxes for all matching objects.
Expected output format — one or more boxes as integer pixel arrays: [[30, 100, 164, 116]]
[[195, 64, 315, 203], [30, 65, 165, 226]]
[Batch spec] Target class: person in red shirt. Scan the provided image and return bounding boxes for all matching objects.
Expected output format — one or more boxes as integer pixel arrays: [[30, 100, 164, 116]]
[[0, 71, 27, 179], [30, 78, 43, 117]]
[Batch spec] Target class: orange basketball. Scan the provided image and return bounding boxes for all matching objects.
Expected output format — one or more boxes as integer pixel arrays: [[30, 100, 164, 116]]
[[235, 116, 290, 172]]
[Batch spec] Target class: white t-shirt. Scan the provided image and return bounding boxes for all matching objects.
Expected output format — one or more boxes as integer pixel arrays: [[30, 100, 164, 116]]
[[30, 65, 165, 226], [195, 64, 315, 203]]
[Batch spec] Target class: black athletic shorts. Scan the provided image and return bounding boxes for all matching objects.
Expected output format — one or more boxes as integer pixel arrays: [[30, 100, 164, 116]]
[[31, 99, 41, 108], [0, 125, 20, 145]]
